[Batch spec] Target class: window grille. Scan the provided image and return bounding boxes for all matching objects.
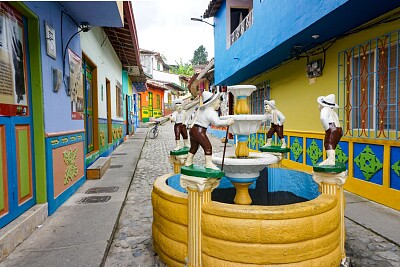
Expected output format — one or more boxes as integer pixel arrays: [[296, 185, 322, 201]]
[[338, 30, 400, 139], [250, 81, 271, 129]]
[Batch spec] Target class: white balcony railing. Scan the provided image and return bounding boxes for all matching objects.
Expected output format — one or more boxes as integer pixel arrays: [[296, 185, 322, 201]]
[[228, 9, 253, 48]]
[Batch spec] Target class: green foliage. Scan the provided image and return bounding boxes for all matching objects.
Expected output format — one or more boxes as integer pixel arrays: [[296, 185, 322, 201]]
[[191, 45, 208, 65], [170, 59, 194, 76]]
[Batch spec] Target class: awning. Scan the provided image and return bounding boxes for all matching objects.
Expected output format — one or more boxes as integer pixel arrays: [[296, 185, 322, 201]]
[[59, 1, 124, 27], [103, 1, 146, 83]]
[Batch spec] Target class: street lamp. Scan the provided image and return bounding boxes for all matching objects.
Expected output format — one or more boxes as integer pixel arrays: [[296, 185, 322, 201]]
[[190, 17, 215, 27]]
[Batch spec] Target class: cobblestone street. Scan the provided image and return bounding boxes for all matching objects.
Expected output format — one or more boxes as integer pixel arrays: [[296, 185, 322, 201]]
[[345, 219, 400, 267], [104, 122, 400, 267], [104, 122, 226, 267]]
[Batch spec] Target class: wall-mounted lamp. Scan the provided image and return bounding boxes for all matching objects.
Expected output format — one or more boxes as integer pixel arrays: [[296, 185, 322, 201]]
[[190, 17, 215, 27]]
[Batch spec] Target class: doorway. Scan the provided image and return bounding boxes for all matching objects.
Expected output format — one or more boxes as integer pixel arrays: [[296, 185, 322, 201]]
[[148, 92, 153, 117], [125, 95, 130, 135], [0, 8, 36, 228], [83, 55, 98, 155]]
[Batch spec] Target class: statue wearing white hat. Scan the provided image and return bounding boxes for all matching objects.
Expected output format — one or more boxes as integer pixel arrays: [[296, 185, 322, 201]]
[[261, 100, 287, 149], [317, 94, 343, 165], [170, 99, 189, 150], [185, 91, 234, 170]]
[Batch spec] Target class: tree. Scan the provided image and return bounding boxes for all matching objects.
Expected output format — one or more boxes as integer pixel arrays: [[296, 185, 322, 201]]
[[190, 45, 208, 65], [170, 59, 194, 76]]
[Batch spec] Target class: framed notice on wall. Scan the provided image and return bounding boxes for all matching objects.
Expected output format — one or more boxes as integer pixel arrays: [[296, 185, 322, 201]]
[[45, 22, 56, 59], [68, 49, 84, 120], [0, 3, 29, 116]]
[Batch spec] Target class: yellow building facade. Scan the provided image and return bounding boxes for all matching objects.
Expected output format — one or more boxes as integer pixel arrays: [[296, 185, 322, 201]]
[[245, 16, 400, 210]]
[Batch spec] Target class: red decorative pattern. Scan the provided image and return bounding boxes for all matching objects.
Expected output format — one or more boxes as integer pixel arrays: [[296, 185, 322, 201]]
[[376, 36, 389, 138], [345, 50, 353, 136]]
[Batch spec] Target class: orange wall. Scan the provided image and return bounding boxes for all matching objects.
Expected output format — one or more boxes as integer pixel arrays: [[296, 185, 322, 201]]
[[139, 89, 164, 110]]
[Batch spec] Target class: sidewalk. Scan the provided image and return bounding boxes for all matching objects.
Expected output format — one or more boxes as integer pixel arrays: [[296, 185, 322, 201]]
[[0, 128, 148, 267], [1, 123, 399, 267]]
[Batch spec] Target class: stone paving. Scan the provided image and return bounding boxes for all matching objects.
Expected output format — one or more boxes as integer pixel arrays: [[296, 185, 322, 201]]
[[104, 122, 400, 267], [345, 219, 400, 267]]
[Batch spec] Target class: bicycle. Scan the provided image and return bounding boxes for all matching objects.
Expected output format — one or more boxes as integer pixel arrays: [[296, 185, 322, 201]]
[[149, 121, 160, 139]]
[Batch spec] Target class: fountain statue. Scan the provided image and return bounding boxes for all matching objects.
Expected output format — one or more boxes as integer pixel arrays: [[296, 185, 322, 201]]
[[212, 85, 280, 205], [184, 91, 233, 170], [153, 86, 349, 267], [317, 93, 343, 166], [170, 99, 189, 151], [261, 99, 286, 149]]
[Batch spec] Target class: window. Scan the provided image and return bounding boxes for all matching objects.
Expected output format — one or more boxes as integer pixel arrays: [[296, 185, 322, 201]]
[[250, 81, 270, 130], [227, 0, 253, 48], [339, 31, 400, 139], [230, 8, 249, 35], [116, 82, 123, 118], [156, 95, 160, 109], [250, 80, 271, 115]]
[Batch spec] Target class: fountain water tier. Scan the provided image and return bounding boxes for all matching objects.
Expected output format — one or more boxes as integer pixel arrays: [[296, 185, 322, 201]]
[[213, 152, 278, 179], [212, 152, 279, 205], [221, 114, 266, 136], [221, 114, 266, 157]]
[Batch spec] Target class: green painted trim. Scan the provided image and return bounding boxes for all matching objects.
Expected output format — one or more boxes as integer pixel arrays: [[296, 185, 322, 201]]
[[11, 3, 47, 203], [260, 146, 290, 153], [181, 165, 224, 178], [170, 147, 189, 156], [313, 162, 346, 173], [17, 130, 30, 198]]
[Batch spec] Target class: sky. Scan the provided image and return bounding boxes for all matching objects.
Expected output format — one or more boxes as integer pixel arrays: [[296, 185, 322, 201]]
[[132, 0, 214, 65]]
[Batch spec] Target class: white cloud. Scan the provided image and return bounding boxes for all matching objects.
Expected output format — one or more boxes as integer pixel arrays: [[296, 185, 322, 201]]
[[132, 0, 214, 65]]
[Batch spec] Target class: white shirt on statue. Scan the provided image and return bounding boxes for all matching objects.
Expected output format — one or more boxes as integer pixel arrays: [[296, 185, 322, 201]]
[[171, 110, 187, 124], [320, 107, 340, 131], [194, 107, 231, 128], [265, 110, 285, 126]]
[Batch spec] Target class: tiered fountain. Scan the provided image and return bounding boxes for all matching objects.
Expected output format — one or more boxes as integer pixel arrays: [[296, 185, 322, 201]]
[[212, 85, 279, 205], [152, 85, 348, 267]]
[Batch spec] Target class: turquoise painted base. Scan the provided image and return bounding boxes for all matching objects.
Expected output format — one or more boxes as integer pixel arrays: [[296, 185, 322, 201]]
[[260, 145, 290, 153], [313, 162, 346, 173], [181, 164, 224, 178], [170, 146, 189, 156]]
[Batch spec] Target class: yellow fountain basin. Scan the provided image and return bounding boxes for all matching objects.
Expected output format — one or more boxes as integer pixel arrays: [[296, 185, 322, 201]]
[[152, 174, 342, 266], [152, 174, 188, 267]]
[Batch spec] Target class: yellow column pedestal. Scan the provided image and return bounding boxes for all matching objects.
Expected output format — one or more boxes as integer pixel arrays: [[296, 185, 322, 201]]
[[232, 182, 253, 205], [180, 175, 220, 267], [312, 170, 348, 263], [235, 141, 249, 158], [234, 98, 250, 114], [169, 154, 188, 174]]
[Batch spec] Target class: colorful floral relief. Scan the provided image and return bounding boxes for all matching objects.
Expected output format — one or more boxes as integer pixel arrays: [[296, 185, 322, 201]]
[[335, 144, 348, 163], [291, 138, 303, 161], [392, 160, 400, 177], [250, 134, 257, 148], [258, 135, 265, 147], [63, 148, 78, 185], [99, 131, 106, 147], [354, 145, 383, 180], [306, 139, 322, 165]]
